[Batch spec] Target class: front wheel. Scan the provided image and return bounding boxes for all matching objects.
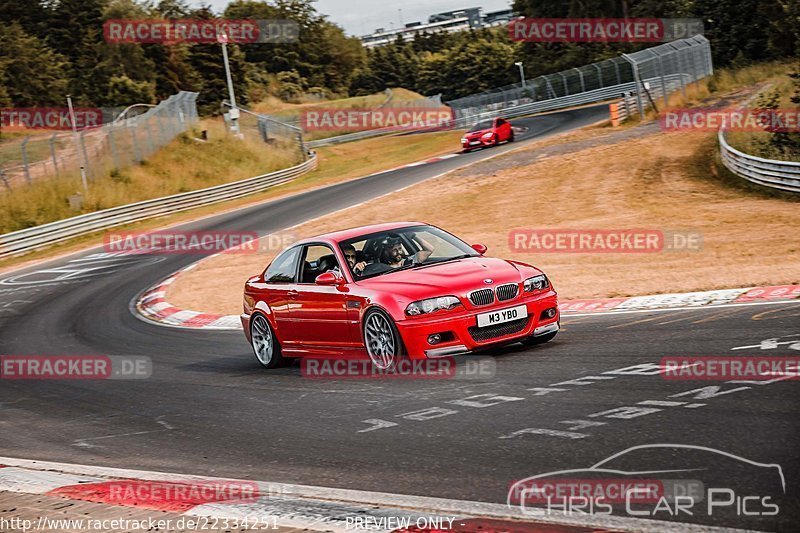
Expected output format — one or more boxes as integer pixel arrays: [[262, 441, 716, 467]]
[[508, 130, 515, 142], [363, 308, 405, 370], [250, 313, 284, 368], [521, 330, 557, 346]]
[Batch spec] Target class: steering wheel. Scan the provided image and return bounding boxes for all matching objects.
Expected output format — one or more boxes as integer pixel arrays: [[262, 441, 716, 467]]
[[359, 262, 393, 276]]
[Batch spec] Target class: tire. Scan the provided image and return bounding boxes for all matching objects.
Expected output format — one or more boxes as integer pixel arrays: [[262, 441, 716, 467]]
[[250, 313, 284, 368], [363, 308, 405, 370], [508, 130, 515, 142], [521, 330, 557, 346]]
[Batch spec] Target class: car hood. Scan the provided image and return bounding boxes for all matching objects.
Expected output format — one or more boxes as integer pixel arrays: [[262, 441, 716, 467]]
[[357, 257, 537, 299], [465, 129, 491, 138]]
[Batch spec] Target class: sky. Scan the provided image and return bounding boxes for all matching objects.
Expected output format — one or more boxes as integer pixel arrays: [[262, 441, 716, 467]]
[[194, 0, 513, 36]]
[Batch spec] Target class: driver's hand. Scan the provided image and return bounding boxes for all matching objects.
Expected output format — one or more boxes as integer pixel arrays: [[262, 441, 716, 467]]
[[354, 261, 367, 273]]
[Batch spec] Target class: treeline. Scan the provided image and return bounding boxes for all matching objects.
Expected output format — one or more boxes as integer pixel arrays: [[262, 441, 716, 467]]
[[357, 0, 800, 100], [1, 0, 797, 113]]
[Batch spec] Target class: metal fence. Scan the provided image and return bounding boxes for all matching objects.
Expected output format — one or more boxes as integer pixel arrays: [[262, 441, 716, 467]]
[[0, 153, 318, 259], [719, 129, 800, 193], [304, 36, 713, 148], [0, 92, 199, 190], [448, 35, 713, 121], [222, 101, 307, 161]]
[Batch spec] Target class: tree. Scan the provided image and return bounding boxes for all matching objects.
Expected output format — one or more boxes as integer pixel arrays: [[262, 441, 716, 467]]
[[105, 75, 156, 105], [0, 24, 70, 106]]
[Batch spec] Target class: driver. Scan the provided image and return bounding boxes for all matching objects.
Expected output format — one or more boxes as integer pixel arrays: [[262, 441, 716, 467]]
[[380, 233, 434, 268], [342, 244, 367, 275]]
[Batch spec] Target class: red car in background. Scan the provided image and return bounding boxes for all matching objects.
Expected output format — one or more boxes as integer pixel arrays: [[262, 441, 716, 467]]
[[461, 117, 514, 152], [242, 222, 559, 370]]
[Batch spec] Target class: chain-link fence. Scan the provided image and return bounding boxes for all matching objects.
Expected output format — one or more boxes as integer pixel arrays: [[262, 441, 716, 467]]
[[622, 35, 713, 116], [222, 101, 308, 162], [0, 92, 199, 190], [447, 35, 713, 121]]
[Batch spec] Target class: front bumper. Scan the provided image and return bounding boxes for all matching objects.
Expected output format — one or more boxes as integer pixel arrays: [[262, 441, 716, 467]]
[[462, 137, 494, 149], [241, 313, 252, 342], [395, 290, 559, 359]]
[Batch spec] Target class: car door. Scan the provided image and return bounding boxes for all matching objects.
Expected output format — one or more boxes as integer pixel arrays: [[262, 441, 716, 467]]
[[258, 245, 302, 349], [291, 244, 357, 351]]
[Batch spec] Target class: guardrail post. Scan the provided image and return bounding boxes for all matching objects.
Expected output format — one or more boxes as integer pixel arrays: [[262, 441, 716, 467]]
[[559, 72, 569, 96], [593, 64, 603, 88], [573, 68, 585, 93]]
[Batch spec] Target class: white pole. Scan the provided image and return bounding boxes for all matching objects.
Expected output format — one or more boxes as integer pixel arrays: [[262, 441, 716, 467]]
[[221, 40, 241, 136], [515, 62, 526, 89], [67, 95, 88, 193]]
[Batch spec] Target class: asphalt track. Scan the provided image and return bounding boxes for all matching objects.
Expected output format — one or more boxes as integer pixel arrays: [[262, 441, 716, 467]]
[[1, 103, 798, 531]]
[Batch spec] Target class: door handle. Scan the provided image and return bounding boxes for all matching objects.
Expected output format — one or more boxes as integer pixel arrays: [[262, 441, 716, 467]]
[[287, 290, 299, 298]]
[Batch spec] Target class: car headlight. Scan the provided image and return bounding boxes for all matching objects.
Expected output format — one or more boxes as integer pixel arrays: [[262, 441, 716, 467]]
[[523, 275, 549, 292], [406, 296, 461, 316], [481, 132, 494, 139], [461, 137, 468, 144]]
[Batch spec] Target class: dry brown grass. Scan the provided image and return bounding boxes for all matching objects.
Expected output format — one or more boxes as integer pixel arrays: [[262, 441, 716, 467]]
[[169, 127, 800, 316]]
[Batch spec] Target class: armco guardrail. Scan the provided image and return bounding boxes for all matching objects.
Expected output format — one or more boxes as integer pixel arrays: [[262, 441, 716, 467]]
[[718, 129, 800, 193], [0, 153, 318, 259]]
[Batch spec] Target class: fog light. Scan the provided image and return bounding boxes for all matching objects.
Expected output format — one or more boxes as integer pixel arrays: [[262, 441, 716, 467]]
[[428, 334, 442, 345], [540, 308, 557, 319]]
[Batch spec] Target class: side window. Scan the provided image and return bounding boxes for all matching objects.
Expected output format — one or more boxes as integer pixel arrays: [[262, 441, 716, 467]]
[[299, 244, 341, 284], [496, 118, 506, 126], [264, 247, 300, 283]]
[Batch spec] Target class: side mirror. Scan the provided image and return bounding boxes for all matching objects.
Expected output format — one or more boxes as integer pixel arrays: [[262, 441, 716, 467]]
[[471, 243, 488, 255], [315, 271, 344, 286]]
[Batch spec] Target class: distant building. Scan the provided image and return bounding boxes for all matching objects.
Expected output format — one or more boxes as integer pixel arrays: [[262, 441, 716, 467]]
[[360, 6, 512, 48], [483, 9, 514, 26]]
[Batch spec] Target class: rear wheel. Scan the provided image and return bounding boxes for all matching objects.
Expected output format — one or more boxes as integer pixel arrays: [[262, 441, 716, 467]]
[[250, 313, 284, 368], [508, 130, 515, 142], [363, 308, 405, 370]]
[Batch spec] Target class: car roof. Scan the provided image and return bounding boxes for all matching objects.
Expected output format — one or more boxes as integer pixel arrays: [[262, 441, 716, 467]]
[[296, 221, 428, 245]]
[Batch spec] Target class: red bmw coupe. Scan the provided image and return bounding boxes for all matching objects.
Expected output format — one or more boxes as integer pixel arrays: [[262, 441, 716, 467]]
[[242, 222, 559, 369], [461, 117, 514, 152]]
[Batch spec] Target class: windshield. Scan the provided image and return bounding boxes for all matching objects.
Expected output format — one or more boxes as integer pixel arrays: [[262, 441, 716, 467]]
[[338, 225, 479, 280], [468, 120, 494, 132]]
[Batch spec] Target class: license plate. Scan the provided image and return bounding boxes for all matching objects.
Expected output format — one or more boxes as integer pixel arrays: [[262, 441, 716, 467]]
[[476, 305, 527, 328]]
